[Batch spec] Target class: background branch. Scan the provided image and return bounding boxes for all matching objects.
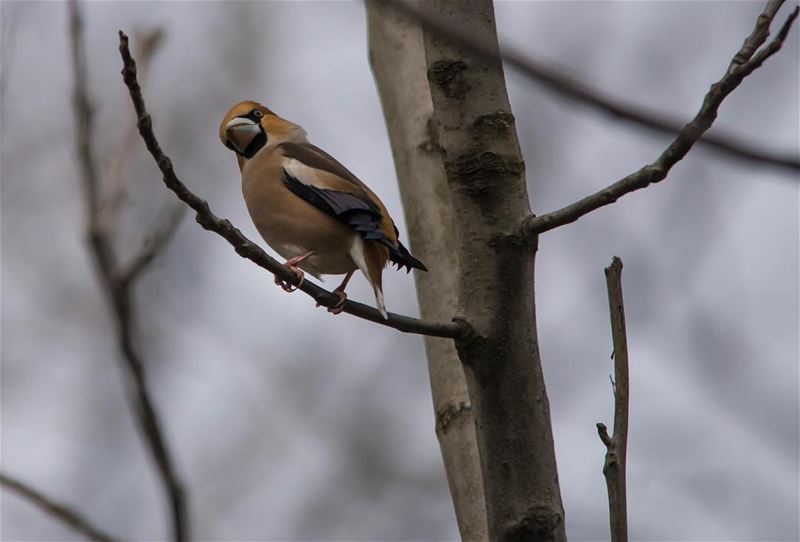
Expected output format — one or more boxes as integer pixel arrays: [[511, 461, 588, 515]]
[[0, 472, 118, 542], [520, 1, 799, 238], [117, 30, 466, 340], [383, 0, 800, 173], [597, 256, 630, 542], [103, 27, 166, 231], [68, 3, 188, 540], [120, 202, 186, 285]]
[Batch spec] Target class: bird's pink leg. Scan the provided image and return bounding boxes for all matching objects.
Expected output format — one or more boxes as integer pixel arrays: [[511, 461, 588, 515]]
[[316, 270, 354, 314], [274, 251, 314, 293]]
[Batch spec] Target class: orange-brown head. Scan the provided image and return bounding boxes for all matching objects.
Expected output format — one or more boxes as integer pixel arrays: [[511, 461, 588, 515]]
[[220, 101, 307, 160], [219, 101, 275, 159]]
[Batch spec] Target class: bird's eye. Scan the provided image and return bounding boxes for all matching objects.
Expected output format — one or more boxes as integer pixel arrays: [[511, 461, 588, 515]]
[[252, 109, 263, 119]]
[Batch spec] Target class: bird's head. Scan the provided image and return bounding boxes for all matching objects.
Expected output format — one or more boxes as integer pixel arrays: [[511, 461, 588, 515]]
[[220, 101, 308, 160], [219, 101, 275, 159]]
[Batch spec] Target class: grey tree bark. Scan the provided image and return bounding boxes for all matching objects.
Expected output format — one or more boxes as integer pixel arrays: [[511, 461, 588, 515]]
[[366, 3, 488, 540], [419, 0, 566, 540]]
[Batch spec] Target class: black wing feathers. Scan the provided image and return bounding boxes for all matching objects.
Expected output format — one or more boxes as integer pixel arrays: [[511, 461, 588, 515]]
[[282, 169, 379, 219], [393, 240, 427, 272], [282, 169, 427, 273]]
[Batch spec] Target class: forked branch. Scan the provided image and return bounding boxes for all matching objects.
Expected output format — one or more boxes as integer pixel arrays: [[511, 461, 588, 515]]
[[597, 257, 630, 542], [117, 31, 467, 340], [520, 1, 799, 238], [69, 2, 188, 540]]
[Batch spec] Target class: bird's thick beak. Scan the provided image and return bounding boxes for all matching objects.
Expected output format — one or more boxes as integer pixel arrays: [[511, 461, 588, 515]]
[[225, 117, 262, 155]]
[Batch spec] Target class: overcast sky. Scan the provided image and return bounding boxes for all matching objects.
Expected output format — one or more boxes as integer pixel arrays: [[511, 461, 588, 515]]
[[1, 1, 798, 541]]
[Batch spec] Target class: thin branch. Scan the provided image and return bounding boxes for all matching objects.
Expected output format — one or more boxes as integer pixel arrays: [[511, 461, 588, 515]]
[[68, 3, 188, 541], [384, 0, 800, 172], [597, 256, 630, 542], [104, 27, 166, 230], [104, 26, 183, 286], [120, 203, 186, 285], [520, 2, 799, 238], [596, 422, 613, 448], [117, 30, 467, 340], [69, 0, 103, 239], [0, 472, 119, 542]]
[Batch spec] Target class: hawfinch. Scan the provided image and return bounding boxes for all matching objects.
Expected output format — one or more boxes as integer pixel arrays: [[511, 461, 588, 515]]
[[219, 100, 426, 319]]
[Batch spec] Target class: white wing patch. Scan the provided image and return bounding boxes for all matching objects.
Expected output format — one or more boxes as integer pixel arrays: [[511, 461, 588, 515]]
[[284, 157, 328, 189]]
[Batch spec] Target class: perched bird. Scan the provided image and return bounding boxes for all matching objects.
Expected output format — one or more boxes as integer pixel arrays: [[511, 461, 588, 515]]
[[219, 100, 426, 319]]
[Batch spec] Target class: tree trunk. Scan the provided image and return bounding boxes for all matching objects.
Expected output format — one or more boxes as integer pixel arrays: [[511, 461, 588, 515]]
[[366, 3, 488, 540], [420, 1, 567, 540]]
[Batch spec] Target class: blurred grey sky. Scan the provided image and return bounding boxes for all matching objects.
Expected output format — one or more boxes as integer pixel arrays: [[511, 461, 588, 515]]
[[1, 1, 798, 541]]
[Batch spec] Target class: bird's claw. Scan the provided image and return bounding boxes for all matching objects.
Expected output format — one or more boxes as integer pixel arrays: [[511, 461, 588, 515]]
[[316, 289, 347, 315], [274, 265, 304, 293]]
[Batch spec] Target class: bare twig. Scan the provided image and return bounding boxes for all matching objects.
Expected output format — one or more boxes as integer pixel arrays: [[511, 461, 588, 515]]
[[384, 0, 800, 172], [117, 30, 467, 340], [68, 3, 188, 541], [597, 256, 630, 542], [120, 203, 186, 285], [104, 27, 166, 229], [520, 1, 799, 238], [0, 472, 119, 542]]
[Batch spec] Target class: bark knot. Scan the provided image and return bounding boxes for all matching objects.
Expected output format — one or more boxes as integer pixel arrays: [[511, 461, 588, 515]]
[[446, 151, 524, 196], [453, 315, 480, 348], [491, 222, 538, 250], [435, 401, 472, 436], [472, 111, 516, 138], [428, 59, 469, 99], [453, 318, 490, 369], [418, 116, 442, 154], [501, 506, 564, 542]]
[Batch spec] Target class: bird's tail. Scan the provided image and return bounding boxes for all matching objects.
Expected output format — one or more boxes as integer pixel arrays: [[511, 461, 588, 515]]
[[367, 255, 388, 320], [380, 239, 427, 273], [350, 237, 389, 319], [372, 283, 388, 320]]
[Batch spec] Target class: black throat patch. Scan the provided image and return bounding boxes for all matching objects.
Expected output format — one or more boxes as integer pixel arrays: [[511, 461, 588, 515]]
[[242, 131, 267, 159]]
